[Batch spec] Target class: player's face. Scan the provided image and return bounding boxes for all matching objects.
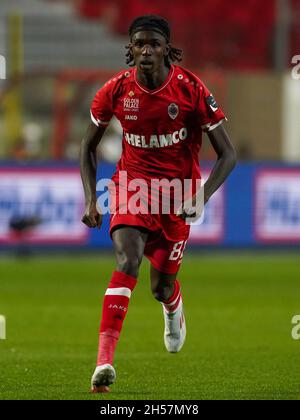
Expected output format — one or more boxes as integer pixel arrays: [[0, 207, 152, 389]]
[[130, 31, 170, 73]]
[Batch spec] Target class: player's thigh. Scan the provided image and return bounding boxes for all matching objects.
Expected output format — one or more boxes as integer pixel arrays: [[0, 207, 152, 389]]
[[112, 225, 149, 264], [145, 234, 187, 274]]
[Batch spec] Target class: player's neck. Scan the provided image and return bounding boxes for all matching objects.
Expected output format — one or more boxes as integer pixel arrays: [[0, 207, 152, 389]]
[[136, 64, 171, 91]]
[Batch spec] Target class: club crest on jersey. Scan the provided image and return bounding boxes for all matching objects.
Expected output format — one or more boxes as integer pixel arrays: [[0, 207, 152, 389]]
[[206, 94, 219, 112], [168, 103, 179, 120]]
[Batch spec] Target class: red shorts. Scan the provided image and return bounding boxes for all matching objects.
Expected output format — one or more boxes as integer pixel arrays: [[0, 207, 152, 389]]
[[108, 177, 191, 274], [110, 212, 189, 275]]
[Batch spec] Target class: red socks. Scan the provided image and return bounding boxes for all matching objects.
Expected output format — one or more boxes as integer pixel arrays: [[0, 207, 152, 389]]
[[97, 271, 137, 366], [162, 280, 182, 313], [97, 274, 181, 366]]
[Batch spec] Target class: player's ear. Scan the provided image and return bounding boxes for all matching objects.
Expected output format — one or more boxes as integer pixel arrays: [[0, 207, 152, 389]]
[[164, 43, 171, 57], [126, 42, 134, 64]]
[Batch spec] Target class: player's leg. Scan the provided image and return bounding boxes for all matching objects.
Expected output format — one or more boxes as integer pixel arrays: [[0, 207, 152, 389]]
[[144, 230, 188, 353], [113, 225, 149, 277], [150, 266, 177, 302], [150, 266, 186, 353], [91, 226, 148, 392]]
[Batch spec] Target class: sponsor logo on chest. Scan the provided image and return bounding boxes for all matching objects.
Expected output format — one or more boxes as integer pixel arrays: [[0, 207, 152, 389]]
[[124, 128, 188, 148], [123, 97, 139, 112]]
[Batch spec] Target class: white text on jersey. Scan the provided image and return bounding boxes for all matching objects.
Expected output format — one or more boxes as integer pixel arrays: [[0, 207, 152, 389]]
[[124, 128, 188, 148], [125, 115, 138, 121]]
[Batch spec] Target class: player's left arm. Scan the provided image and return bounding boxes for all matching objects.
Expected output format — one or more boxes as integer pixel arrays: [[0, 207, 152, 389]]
[[178, 123, 236, 221], [204, 123, 237, 203]]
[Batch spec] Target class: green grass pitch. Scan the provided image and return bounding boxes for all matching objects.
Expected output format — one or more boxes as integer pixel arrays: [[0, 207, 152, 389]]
[[1, 252, 300, 400]]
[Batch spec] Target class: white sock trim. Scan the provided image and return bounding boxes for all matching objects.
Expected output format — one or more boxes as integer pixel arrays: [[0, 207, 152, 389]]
[[105, 287, 131, 298], [164, 293, 181, 309]]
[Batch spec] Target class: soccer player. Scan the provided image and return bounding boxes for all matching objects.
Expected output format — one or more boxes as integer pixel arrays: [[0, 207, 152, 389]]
[[80, 15, 236, 393]]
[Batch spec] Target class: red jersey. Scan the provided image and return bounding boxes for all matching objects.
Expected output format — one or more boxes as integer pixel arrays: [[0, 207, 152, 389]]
[[91, 64, 225, 184], [90, 64, 226, 242]]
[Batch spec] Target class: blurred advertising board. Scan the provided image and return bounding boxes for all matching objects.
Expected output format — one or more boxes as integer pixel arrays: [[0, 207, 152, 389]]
[[255, 169, 300, 243], [1, 163, 300, 248], [0, 167, 88, 244]]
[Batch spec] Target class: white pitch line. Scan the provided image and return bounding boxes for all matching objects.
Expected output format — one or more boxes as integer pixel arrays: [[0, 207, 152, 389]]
[[0, 315, 6, 339]]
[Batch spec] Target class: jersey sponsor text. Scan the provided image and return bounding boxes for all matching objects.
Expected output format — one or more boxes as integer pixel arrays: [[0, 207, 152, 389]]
[[124, 128, 188, 148]]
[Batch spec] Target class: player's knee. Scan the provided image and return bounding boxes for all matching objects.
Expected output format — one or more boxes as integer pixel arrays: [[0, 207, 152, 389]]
[[152, 290, 164, 301], [151, 284, 173, 302], [116, 251, 142, 278]]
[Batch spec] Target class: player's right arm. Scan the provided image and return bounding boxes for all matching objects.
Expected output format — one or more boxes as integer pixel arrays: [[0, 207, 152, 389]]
[[80, 78, 115, 228], [80, 122, 106, 229]]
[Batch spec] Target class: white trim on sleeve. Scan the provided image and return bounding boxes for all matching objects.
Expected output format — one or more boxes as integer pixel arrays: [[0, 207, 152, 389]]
[[201, 118, 226, 132], [90, 110, 110, 127], [208, 119, 225, 131]]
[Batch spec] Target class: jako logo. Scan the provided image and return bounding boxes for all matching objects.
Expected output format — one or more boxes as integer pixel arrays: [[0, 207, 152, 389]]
[[108, 304, 127, 312], [291, 315, 300, 340], [0, 55, 6, 80], [125, 115, 138, 121], [291, 55, 300, 80]]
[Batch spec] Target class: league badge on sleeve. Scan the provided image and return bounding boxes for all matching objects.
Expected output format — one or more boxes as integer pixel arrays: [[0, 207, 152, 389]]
[[168, 103, 179, 120], [206, 94, 219, 112]]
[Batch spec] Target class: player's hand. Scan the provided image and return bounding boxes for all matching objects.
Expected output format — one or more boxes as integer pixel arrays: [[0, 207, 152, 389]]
[[176, 192, 205, 223], [81, 202, 102, 229], [176, 206, 198, 222], [177, 208, 197, 221]]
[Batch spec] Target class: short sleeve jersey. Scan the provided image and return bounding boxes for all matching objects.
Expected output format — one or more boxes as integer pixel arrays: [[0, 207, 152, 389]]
[[91, 64, 226, 184]]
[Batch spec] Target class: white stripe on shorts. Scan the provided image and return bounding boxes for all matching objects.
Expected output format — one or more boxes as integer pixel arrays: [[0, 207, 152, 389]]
[[105, 287, 132, 298]]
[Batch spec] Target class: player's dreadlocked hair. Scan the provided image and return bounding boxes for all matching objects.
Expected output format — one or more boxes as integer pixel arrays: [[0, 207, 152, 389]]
[[125, 15, 183, 67]]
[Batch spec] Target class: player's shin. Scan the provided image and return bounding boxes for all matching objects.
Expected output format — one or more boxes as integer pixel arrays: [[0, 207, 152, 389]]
[[162, 279, 181, 312], [97, 271, 137, 366], [160, 280, 186, 353]]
